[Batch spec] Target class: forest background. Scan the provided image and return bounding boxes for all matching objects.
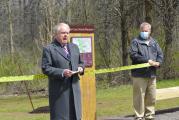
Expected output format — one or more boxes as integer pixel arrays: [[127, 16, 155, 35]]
[[0, 0, 178, 94]]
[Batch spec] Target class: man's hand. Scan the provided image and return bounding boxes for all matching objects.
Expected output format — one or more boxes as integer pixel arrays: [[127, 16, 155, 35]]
[[153, 62, 160, 67], [148, 60, 160, 67], [148, 60, 155, 66], [78, 67, 83, 74], [63, 69, 73, 78]]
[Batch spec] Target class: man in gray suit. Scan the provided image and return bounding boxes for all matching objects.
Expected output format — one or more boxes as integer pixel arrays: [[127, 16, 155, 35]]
[[41, 23, 85, 120]]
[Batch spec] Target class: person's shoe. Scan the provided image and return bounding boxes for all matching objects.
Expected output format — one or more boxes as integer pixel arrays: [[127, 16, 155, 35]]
[[145, 114, 155, 120], [145, 118, 154, 120], [134, 117, 143, 120]]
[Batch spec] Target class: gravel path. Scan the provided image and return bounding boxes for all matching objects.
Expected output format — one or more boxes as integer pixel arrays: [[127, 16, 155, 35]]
[[98, 107, 179, 120], [155, 110, 179, 120]]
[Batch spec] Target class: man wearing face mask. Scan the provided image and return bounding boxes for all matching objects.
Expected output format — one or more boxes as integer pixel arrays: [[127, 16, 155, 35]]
[[129, 22, 163, 120]]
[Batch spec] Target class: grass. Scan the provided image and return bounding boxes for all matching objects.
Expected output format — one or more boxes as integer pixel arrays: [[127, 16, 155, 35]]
[[97, 85, 133, 116], [97, 78, 179, 117], [157, 78, 179, 89], [96, 86, 179, 117], [0, 113, 48, 120], [0, 78, 179, 119], [0, 96, 49, 120]]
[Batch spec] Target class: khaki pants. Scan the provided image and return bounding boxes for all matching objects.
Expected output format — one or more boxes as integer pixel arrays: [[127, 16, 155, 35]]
[[132, 77, 156, 119]]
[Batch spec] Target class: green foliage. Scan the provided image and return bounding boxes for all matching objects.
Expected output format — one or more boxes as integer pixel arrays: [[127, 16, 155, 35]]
[[129, 27, 140, 40], [0, 52, 46, 95], [0, 53, 41, 77], [153, 26, 165, 49]]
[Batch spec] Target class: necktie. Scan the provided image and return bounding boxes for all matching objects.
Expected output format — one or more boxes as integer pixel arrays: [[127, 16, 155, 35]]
[[63, 45, 69, 54], [63, 45, 70, 58]]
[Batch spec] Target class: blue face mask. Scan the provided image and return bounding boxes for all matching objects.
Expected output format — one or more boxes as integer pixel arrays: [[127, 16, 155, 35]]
[[140, 32, 149, 40]]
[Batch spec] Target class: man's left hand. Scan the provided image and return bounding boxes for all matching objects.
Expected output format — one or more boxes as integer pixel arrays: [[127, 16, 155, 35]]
[[78, 67, 83, 74], [153, 62, 160, 67]]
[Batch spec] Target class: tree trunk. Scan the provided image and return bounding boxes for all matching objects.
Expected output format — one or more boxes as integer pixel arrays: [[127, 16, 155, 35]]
[[161, 0, 177, 79], [163, 21, 175, 79], [66, 0, 71, 23], [7, 0, 14, 59], [121, 19, 129, 66], [120, 0, 130, 83], [145, 0, 152, 23], [81, 0, 88, 24]]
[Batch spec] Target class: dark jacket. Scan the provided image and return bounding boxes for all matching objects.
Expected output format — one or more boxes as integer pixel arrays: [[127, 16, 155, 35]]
[[41, 39, 85, 120], [129, 36, 163, 78]]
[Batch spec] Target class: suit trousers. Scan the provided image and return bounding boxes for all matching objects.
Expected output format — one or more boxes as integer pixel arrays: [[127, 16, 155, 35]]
[[132, 77, 156, 119]]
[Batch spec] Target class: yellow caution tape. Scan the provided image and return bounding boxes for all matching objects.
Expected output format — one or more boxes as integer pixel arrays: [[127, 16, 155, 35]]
[[0, 63, 150, 83], [0, 74, 47, 83], [94, 63, 150, 74]]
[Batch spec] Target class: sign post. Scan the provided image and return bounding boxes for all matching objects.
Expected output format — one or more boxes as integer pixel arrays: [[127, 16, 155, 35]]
[[70, 25, 96, 120]]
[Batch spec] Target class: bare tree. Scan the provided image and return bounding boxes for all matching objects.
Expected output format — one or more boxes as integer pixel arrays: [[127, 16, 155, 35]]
[[95, 0, 114, 82], [6, 0, 14, 59], [151, 0, 178, 79], [114, 0, 140, 82], [145, 0, 153, 23]]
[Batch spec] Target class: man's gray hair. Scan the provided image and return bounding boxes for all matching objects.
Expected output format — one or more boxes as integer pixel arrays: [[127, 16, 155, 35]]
[[140, 22, 151, 30], [53, 23, 70, 35]]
